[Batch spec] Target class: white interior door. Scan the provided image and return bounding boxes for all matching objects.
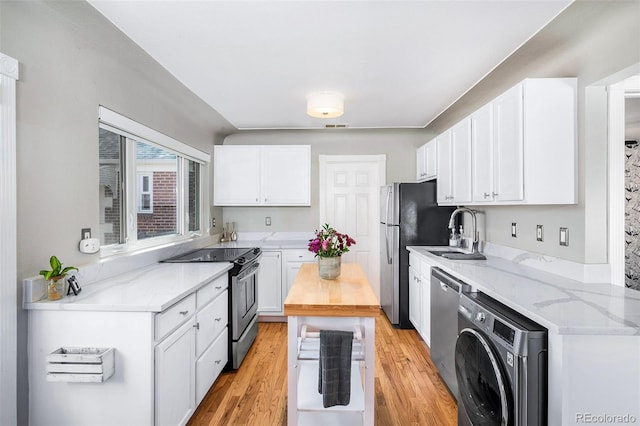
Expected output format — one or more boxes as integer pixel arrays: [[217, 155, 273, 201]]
[[319, 155, 386, 300]]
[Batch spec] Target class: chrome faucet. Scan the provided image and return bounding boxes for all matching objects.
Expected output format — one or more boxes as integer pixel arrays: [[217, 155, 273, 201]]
[[448, 207, 481, 253]]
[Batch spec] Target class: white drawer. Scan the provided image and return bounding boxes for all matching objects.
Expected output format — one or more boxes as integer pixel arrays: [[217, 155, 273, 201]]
[[285, 249, 316, 262], [155, 293, 196, 341], [197, 273, 228, 309], [196, 290, 228, 357], [196, 327, 228, 404]]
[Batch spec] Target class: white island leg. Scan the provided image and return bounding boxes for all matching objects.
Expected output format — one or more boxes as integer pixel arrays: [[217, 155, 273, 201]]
[[288, 315, 299, 426]]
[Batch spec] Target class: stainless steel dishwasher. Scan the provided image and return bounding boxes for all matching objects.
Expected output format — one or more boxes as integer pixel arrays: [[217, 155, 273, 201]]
[[430, 267, 471, 401]]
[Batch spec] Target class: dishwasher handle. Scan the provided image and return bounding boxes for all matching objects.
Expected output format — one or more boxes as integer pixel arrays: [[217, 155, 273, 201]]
[[431, 267, 472, 294]]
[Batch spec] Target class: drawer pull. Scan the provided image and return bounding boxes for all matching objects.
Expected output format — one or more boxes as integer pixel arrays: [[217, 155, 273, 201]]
[[179, 310, 189, 316], [215, 317, 222, 322], [193, 322, 200, 330], [215, 360, 222, 365], [215, 285, 222, 290]]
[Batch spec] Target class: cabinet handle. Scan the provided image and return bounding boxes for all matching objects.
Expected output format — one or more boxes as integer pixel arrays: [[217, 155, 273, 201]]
[[265, 198, 267, 202], [193, 322, 200, 330], [215, 317, 222, 322], [256, 198, 259, 202], [215, 285, 222, 290], [215, 360, 222, 365], [492, 192, 499, 197], [179, 310, 189, 316], [483, 192, 491, 198]]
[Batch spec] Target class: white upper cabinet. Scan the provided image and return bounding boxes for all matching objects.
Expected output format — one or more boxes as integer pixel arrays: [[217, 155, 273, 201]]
[[441, 77, 577, 206], [214, 145, 311, 206], [471, 102, 495, 202], [213, 146, 261, 205], [416, 139, 437, 182], [437, 119, 472, 205], [472, 85, 524, 203]]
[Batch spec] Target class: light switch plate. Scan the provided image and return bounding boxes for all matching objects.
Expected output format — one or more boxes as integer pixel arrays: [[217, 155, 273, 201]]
[[511, 223, 517, 238], [536, 225, 544, 242], [559, 227, 569, 246]]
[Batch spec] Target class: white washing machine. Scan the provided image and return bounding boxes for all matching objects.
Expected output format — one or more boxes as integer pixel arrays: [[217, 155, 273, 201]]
[[455, 292, 548, 426]]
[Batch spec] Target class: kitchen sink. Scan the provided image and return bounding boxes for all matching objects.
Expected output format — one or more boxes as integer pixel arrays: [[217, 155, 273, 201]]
[[428, 250, 486, 260]]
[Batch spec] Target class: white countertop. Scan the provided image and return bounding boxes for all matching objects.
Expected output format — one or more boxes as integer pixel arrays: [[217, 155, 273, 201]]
[[408, 246, 640, 336], [23, 262, 232, 312]]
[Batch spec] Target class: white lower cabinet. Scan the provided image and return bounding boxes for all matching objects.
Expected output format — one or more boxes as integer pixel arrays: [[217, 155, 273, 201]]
[[408, 252, 435, 347], [258, 251, 283, 314], [257, 249, 316, 318], [408, 253, 421, 331], [156, 318, 197, 426], [419, 260, 433, 347], [284, 249, 316, 297], [156, 276, 229, 425]]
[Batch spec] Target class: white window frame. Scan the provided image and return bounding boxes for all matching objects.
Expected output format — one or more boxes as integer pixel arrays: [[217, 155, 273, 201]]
[[98, 106, 209, 256]]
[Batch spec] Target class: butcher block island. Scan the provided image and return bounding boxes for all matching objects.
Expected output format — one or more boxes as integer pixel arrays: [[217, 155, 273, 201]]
[[284, 263, 380, 426]]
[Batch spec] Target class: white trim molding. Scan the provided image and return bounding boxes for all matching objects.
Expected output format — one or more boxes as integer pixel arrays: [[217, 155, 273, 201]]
[[0, 51, 19, 426]]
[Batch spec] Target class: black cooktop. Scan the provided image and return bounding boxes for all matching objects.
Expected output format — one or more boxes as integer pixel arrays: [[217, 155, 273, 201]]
[[162, 247, 260, 264]]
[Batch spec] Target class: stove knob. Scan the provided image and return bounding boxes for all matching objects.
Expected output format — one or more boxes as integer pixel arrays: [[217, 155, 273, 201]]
[[253, 248, 260, 255], [475, 312, 486, 323], [237, 257, 245, 264]]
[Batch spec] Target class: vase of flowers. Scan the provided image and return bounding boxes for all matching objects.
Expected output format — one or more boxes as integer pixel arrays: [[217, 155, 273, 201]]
[[308, 224, 356, 279]]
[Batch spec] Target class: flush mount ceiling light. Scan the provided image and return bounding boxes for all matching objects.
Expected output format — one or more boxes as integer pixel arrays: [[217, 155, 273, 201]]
[[307, 92, 344, 118]]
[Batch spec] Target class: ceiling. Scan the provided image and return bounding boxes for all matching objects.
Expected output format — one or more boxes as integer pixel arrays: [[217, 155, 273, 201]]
[[88, 0, 573, 131]]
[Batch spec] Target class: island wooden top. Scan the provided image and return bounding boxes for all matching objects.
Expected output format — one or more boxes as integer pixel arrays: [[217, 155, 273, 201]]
[[283, 263, 380, 317]]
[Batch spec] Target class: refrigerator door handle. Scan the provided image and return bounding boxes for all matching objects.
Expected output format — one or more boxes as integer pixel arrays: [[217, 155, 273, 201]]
[[385, 186, 392, 264]]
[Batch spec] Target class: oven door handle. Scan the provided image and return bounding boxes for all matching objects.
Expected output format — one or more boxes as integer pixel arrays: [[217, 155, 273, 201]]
[[237, 262, 260, 281]]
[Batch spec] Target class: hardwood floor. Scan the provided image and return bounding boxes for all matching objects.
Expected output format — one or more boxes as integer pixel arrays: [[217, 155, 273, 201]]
[[188, 313, 457, 426]]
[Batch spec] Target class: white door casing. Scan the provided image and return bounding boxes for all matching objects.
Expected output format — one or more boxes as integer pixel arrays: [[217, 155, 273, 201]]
[[0, 52, 19, 426], [319, 155, 386, 300]]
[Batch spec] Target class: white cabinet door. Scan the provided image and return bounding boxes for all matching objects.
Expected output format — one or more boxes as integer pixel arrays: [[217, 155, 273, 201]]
[[258, 251, 283, 314], [450, 118, 472, 204], [263, 146, 310, 205], [471, 103, 494, 202], [213, 146, 261, 205], [419, 260, 432, 347], [416, 144, 426, 182], [284, 250, 316, 296], [408, 265, 421, 332], [493, 83, 524, 202], [156, 318, 196, 426], [425, 140, 437, 180], [436, 130, 452, 204]]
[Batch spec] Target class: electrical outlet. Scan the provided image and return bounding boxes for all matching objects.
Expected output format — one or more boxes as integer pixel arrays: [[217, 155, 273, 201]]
[[559, 227, 569, 246], [511, 223, 517, 238], [536, 225, 544, 242], [265, 217, 271, 226], [211, 217, 216, 227], [81, 228, 91, 240]]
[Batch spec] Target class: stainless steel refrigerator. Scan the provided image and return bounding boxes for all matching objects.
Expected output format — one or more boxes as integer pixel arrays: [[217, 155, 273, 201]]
[[380, 181, 456, 328]]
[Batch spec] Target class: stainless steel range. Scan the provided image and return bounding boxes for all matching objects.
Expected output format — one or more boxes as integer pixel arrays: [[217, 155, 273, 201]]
[[163, 247, 261, 369]]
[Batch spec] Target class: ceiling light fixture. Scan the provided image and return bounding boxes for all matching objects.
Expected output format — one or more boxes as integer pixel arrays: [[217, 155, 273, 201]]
[[307, 92, 344, 118]]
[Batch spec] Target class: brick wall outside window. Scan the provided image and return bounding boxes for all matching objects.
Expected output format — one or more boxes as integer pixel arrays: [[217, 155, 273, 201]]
[[137, 171, 176, 239]]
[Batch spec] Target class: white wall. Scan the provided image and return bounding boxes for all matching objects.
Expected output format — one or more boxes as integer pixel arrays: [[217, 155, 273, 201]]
[[0, 2, 233, 422], [221, 129, 424, 232], [424, 1, 640, 264]]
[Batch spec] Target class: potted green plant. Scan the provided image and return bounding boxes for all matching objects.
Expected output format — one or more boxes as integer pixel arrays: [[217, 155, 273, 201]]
[[39, 255, 78, 301]]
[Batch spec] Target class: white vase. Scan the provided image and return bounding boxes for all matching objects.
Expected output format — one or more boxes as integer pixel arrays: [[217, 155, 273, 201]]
[[318, 256, 341, 280]]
